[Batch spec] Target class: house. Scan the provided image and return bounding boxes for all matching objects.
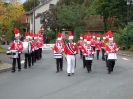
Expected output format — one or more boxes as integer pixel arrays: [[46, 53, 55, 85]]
[[26, 0, 59, 33], [18, 12, 29, 32]]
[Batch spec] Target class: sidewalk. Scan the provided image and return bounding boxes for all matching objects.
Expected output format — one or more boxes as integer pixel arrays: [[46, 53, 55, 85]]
[[0, 63, 12, 73], [0, 53, 25, 73], [117, 50, 133, 58]]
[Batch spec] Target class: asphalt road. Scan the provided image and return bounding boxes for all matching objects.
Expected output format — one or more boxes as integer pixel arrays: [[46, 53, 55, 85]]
[[0, 48, 133, 99]]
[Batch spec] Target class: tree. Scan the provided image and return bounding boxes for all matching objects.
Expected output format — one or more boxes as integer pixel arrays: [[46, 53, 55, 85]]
[[92, 0, 127, 32], [57, 3, 87, 31], [23, 0, 40, 11], [0, 0, 24, 40]]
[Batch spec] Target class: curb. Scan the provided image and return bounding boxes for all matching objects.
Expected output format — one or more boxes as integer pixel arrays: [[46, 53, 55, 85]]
[[117, 53, 133, 58], [0, 67, 12, 73], [0, 52, 6, 54]]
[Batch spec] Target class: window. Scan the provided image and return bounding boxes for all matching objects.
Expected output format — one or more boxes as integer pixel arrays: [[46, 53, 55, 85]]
[[40, 17, 44, 24]]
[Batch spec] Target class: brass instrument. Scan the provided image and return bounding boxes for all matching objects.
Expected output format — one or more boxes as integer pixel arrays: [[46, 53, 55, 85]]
[[104, 38, 109, 46]]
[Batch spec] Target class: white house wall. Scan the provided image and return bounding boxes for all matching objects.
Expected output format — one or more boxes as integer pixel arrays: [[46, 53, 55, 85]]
[[26, 14, 33, 32], [32, 0, 59, 33]]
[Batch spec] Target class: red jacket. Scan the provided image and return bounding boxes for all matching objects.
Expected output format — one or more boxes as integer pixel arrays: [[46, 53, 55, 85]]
[[36, 40, 41, 49], [9, 40, 23, 52], [105, 43, 118, 53], [82, 46, 94, 56], [81, 43, 87, 55], [52, 42, 65, 53], [101, 40, 105, 49], [91, 39, 96, 46], [38, 39, 44, 48], [77, 40, 84, 48], [64, 42, 78, 55], [30, 40, 35, 51], [95, 40, 101, 50]]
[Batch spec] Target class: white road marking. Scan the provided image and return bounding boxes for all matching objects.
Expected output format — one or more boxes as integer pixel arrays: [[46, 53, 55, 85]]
[[122, 58, 130, 61]]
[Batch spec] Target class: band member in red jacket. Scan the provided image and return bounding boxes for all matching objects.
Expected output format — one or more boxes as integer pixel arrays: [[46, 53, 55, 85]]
[[29, 32, 35, 66], [35, 33, 41, 60], [24, 32, 31, 69], [105, 31, 119, 74], [34, 34, 39, 61], [77, 34, 84, 59], [91, 32, 96, 52], [64, 31, 78, 76], [81, 35, 87, 68], [38, 30, 44, 59], [52, 32, 65, 73], [8, 28, 23, 73], [95, 33, 101, 60], [82, 37, 94, 73], [101, 34, 106, 61]]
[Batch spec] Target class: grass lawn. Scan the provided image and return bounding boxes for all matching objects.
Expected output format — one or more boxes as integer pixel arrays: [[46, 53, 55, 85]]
[[0, 46, 7, 53]]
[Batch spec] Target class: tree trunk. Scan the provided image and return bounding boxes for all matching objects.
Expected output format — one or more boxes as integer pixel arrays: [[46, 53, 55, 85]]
[[103, 15, 107, 33]]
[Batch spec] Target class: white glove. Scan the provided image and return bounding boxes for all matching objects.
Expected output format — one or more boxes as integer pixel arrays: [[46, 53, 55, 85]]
[[74, 51, 76, 54]]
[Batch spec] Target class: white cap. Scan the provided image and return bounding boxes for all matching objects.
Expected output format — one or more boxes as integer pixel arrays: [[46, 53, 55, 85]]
[[68, 36, 73, 40], [15, 33, 20, 37], [80, 37, 83, 40], [87, 41, 91, 44]]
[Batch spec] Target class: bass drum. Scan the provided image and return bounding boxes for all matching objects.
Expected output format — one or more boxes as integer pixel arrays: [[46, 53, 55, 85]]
[[107, 53, 117, 60], [22, 42, 32, 54]]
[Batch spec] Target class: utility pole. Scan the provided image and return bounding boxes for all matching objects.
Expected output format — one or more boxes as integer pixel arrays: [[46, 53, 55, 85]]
[[33, 0, 35, 34]]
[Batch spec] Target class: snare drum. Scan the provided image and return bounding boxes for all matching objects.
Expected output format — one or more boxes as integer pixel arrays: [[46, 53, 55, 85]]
[[6, 50, 18, 59], [54, 53, 63, 59], [22, 42, 32, 54], [107, 53, 117, 60], [85, 55, 93, 60]]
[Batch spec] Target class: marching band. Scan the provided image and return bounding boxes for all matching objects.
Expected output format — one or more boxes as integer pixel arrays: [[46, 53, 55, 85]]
[[7, 28, 119, 76], [7, 28, 43, 73]]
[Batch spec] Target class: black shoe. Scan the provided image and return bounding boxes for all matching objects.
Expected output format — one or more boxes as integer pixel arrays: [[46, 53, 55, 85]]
[[12, 70, 15, 73], [88, 70, 90, 73], [60, 68, 62, 71], [32, 64, 34, 66], [29, 66, 31, 68], [68, 73, 71, 76], [108, 71, 111, 74], [24, 67, 27, 69], [72, 73, 74, 75], [18, 69, 21, 72], [56, 71, 59, 73]]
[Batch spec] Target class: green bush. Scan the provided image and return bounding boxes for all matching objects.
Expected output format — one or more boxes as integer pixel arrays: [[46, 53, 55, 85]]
[[74, 27, 84, 42], [5, 31, 14, 41], [44, 30, 56, 43], [113, 25, 133, 50]]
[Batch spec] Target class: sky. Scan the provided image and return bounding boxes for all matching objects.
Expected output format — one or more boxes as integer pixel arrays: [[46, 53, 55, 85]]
[[21, 0, 26, 3]]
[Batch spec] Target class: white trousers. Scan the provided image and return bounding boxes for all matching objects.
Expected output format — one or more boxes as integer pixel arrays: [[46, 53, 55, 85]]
[[66, 55, 75, 73]]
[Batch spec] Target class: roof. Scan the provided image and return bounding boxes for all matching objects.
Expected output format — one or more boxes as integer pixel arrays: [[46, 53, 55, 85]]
[[26, 0, 52, 15]]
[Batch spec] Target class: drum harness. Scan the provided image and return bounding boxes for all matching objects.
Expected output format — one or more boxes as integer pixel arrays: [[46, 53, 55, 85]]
[[108, 43, 115, 53]]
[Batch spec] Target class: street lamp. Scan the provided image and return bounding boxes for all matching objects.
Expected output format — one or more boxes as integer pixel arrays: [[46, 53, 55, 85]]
[[126, 0, 133, 49]]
